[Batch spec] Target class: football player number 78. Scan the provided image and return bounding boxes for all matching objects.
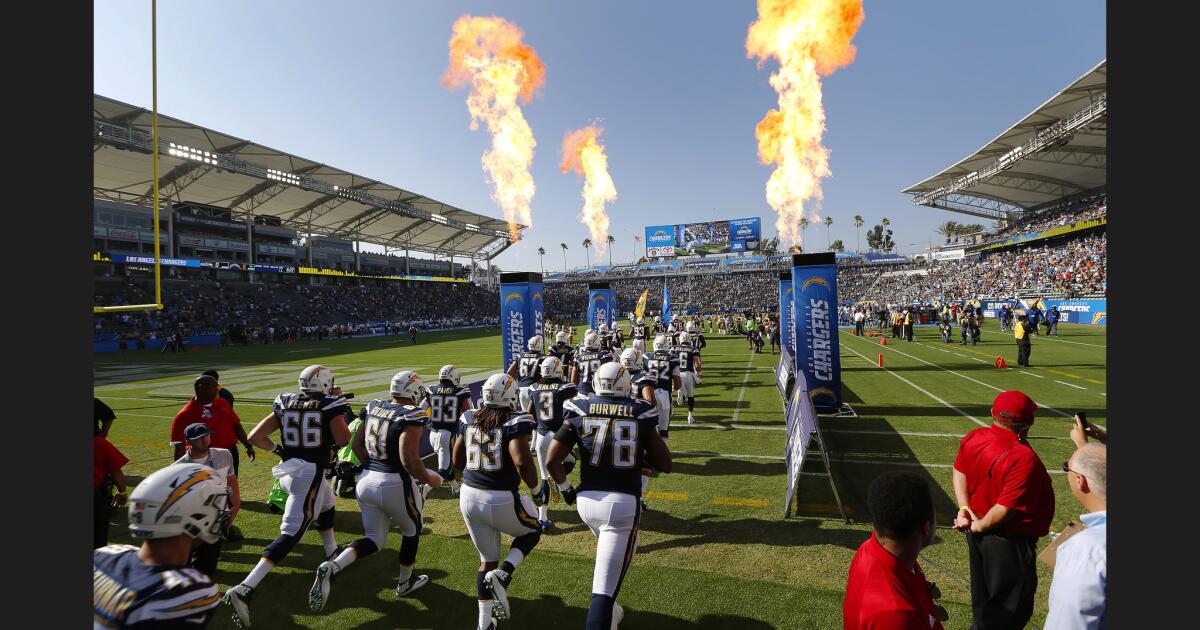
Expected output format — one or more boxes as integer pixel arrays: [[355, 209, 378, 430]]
[[583, 418, 638, 468]]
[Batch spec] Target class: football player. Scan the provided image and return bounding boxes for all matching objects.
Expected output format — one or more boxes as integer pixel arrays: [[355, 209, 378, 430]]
[[572, 331, 614, 396], [453, 374, 548, 630], [608, 323, 625, 351], [549, 331, 575, 367], [309, 370, 443, 613], [520, 356, 579, 528], [507, 335, 545, 401], [426, 365, 474, 495], [675, 333, 703, 425], [545, 363, 672, 630], [95, 463, 230, 629], [645, 335, 682, 447], [630, 316, 649, 343], [223, 365, 351, 628], [597, 324, 613, 354], [653, 315, 666, 335], [620, 348, 660, 504], [685, 320, 707, 350]]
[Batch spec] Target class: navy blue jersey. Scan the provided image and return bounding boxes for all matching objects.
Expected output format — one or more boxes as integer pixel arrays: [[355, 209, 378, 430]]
[[523, 380, 579, 434], [609, 330, 625, 349], [426, 382, 472, 430], [631, 324, 650, 340], [646, 350, 681, 391], [272, 393, 351, 468], [631, 370, 658, 398], [556, 394, 659, 496], [691, 333, 707, 350], [573, 349, 614, 394], [361, 399, 428, 474], [458, 410, 536, 491], [93, 544, 219, 629], [675, 347, 700, 373], [515, 351, 543, 387], [549, 342, 575, 367]]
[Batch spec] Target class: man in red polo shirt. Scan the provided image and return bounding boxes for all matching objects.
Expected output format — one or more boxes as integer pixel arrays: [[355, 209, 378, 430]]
[[844, 471, 945, 630], [953, 390, 1054, 629], [171, 375, 254, 473]]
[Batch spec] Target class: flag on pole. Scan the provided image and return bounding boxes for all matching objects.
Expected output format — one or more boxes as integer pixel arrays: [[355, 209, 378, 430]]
[[634, 288, 649, 319], [662, 280, 672, 324]]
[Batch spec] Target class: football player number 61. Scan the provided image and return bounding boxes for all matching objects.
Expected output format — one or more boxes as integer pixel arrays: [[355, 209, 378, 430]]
[[281, 410, 323, 448]]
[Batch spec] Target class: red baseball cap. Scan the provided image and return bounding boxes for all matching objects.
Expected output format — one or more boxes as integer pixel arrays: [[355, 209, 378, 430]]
[[991, 390, 1038, 428]]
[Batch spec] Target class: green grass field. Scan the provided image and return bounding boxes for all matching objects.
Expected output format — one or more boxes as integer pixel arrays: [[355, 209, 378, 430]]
[[95, 321, 1106, 629]]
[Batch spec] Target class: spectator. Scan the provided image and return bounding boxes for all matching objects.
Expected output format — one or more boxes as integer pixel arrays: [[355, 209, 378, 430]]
[[843, 471, 945, 630], [203, 369, 236, 408], [95, 397, 116, 437], [170, 376, 253, 476], [1044, 418, 1107, 629], [952, 390, 1054, 630], [94, 431, 129, 549], [175, 423, 241, 578]]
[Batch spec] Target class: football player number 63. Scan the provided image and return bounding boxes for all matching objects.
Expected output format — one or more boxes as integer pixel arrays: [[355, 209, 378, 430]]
[[466, 427, 503, 471], [281, 410, 323, 448]]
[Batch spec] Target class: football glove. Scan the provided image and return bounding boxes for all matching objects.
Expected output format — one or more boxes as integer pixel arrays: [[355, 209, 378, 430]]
[[531, 481, 551, 507], [557, 481, 577, 505], [563, 452, 577, 476], [271, 443, 285, 458]]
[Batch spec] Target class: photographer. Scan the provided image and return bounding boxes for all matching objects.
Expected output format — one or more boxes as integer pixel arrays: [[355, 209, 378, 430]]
[[1044, 415, 1106, 629]]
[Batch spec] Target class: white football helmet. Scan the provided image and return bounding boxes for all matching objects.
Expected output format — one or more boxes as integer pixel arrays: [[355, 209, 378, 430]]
[[299, 364, 334, 395], [555, 331, 570, 345], [481, 374, 519, 409], [636, 317, 645, 326], [438, 365, 461, 386], [539, 356, 564, 380], [390, 370, 426, 401], [653, 334, 670, 352], [593, 362, 632, 398], [599, 324, 610, 334], [679, 332, 693, 347], [632, 338, 647, 355], [127, 463, 230, 545], [528, 335, 544, 353], [619, 348, 642, 371], [584, 331, 600, 350], [686, 321, 696, 333]]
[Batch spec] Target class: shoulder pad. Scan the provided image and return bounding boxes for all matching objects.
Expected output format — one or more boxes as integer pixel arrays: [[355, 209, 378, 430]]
[[562, 397, 588, 417]]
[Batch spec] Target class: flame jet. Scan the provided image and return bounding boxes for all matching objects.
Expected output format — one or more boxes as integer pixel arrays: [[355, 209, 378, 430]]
[[560, 125, 616, 255], [443, 15, 546, 241], [746, 0, 864, 248]]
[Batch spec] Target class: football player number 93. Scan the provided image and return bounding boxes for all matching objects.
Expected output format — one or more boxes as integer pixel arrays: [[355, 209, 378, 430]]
[[281, 410, 323, 448], [466, 427, 503, 471], [583, 418, 638, 468]]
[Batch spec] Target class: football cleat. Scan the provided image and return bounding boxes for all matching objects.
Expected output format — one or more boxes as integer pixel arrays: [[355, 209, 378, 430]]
[[687, 412, 695, 425], [309, 561, 335, 612], [538, 519, 554, 530], [222, 584, 255, 628], [612, 602, 625, 629], [485, 568, 512, 620], [395, 574, 430, 597]]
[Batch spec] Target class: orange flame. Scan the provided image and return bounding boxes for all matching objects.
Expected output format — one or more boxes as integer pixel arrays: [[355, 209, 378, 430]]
[[560, 125, 616, 255], [443, 15, 546, 241], [746, 0, 864, 248]]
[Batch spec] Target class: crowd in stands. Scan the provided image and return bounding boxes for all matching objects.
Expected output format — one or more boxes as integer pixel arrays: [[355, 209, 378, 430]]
[[989, 193, 1106, 241]]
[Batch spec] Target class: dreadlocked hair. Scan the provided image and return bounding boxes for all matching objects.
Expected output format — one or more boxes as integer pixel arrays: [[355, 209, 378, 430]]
[[474, 406, 513, 433]]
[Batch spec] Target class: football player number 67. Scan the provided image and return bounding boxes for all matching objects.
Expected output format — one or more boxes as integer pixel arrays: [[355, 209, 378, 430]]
[[281, 410, 323, 448]]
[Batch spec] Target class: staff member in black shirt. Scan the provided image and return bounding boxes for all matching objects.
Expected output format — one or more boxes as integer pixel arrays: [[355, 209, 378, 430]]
[[1014, 314, 1036, 367]]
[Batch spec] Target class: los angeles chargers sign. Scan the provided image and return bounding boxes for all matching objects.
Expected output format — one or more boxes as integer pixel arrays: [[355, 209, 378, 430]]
[[499, 272, 545, 371], [791, 253, 842, 413]]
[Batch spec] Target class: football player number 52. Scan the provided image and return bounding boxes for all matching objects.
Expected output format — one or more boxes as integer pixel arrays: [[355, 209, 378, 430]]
[[281, 410, 323, 448]]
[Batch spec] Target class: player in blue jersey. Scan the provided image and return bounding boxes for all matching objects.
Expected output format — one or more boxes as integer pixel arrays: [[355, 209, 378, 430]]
[[453, 374, 549, 630], [308, 370, 444, 613], [572, 331, 614, 396], [94, 463, 230, 629], [223, 365, 351, 628], [426, 364, 474, 496], [506, 334, 545, 396], [545, 363, 673, 630], [519, 356, 579, 528], [646, 335, 683, 440], [674, 332, 703, 425], [549, 331, 575, 367], [620, 347, 663, 508]]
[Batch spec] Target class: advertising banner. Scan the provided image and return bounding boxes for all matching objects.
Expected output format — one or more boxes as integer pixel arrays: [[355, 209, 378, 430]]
[[779, 272, 796, 359], [645, 217, 761, 257], [783, 372, 818, 515], [932, 249, 965, 261], [1036, 298, 1107, 325], [500, 273, 545, 371], [107, 254, 202, 268], [587, 283, 618, 331], [791, 253, 842, 413]]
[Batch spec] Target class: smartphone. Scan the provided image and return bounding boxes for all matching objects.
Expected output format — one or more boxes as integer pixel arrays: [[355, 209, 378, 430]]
[[1076, 411, 1088, 428]]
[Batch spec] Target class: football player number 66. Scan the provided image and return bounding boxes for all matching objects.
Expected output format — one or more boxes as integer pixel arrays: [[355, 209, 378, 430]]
[[281, 410, 323, 448]]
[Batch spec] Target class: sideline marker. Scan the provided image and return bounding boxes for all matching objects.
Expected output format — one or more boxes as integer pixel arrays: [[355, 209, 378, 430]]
[[877, 353, 884, 368]]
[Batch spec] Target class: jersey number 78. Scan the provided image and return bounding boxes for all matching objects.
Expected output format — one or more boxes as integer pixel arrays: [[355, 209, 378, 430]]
[[581, 417, 638, 468]]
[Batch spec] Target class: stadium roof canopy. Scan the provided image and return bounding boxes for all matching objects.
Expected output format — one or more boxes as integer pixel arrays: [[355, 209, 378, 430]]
[[93, 94, 518, 260], [903, 60, 1106, 221]]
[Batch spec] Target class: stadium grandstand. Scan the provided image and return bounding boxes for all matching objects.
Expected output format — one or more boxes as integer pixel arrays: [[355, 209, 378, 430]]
[[93, 94, 515, 349]]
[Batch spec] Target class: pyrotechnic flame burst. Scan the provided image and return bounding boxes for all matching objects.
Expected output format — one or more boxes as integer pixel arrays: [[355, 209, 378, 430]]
[[560, 125, 616, 254], [443, 15, 546, 241], [746, 0, 864, 248]]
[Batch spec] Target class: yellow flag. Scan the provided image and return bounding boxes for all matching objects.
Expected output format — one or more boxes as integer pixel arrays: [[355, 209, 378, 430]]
[[634, 289, 649, 319]]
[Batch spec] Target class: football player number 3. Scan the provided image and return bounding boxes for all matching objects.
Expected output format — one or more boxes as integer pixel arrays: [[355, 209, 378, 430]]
[[583, 418, 638, 468], [281, 410, 322, 448], [466, 427, 503, 471]]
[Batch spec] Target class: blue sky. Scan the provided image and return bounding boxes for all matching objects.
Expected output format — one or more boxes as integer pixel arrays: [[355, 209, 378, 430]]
[[94, 1, 1105, 270]]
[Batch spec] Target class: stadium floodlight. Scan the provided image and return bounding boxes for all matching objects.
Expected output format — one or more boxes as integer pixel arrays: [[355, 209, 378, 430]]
[[266, 167, 301, 186], [430, 213, 447, 224], [465, 223, 479, 231], [167, 141, 218, 166]]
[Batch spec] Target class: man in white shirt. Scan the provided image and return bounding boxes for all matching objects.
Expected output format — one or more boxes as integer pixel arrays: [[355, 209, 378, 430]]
[[1045, 418, 1106, 630], [176, 423, 241, 578]]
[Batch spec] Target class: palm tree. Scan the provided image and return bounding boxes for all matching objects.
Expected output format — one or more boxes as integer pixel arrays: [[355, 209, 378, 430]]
[[800, 217, 809, 243], [537, 246, 546, 274], [582, 238, 592, 269], [854, 214, 864, 253], [560, 243, 568, 271], [606, 235, 616, 265], [935, 220, 959, 244], [824, 216, 833, 250]]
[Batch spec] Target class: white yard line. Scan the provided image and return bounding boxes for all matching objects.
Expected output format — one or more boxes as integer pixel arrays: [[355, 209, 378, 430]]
[[1037, 336, 1106, 348], [729, 355, 757, 424], [1054, 380, 1087, 390], [841, 343, 987, 428]]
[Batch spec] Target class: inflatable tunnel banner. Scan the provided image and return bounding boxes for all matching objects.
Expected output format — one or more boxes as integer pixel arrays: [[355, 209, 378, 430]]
[[779, 274, 796, 359], [791, 254, 842, 413], [587, 286, 618, 331], [500, 273, 545, 370]]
